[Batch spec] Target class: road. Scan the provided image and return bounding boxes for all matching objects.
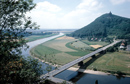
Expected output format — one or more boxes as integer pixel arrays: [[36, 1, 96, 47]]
[[40, 40, 121, 80]]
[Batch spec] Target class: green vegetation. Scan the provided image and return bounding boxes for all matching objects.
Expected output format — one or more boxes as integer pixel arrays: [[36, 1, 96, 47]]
[[65, 39, 109, 56], [30, 34, 130, 75], [72, 41, 91, 48], [66, 52, 89, 56], [30, 37, 80, 65], [83, 52, 130, 74], [65, 42, 91, 56], [106, 42, 121, 52], [32, 45, 61, 55], [30, 36, 109, 65], [25, 33, 58, 42], [31, 45, 61, 62], [81, 40, 108, 46], [0, 56, 43, 83], [69, 12, 130, 39], [0, 0, 44, 83], [80, 41, 130, 75]]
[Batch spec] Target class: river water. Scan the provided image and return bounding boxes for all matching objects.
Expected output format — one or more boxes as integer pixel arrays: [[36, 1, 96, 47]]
[[55, 70, 130, 84], [21, 33, 130, 84]]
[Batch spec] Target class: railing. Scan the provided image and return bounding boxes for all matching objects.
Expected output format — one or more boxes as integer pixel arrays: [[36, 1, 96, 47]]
[[40, 40, 121, 83]]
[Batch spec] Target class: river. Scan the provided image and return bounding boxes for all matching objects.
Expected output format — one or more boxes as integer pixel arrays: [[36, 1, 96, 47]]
[[21, 33, 64, 57], [21, 33, 130, 84]]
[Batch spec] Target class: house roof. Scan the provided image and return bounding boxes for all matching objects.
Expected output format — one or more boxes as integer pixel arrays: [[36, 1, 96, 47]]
[[121, 43, 125, 46]]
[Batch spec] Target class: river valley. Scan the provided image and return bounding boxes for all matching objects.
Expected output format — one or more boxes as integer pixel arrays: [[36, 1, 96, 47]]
[[21, 33, 130, 84]]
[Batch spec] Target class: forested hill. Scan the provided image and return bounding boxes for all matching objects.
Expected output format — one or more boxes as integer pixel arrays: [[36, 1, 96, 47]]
[[69, 12, 130, 39]]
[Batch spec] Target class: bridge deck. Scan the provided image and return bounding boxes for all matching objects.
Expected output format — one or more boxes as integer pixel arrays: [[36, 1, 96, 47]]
[[40, 40, 121, 83]]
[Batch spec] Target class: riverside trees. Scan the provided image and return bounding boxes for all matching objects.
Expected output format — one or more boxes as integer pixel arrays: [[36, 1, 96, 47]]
[[0, 0, 43, 83]]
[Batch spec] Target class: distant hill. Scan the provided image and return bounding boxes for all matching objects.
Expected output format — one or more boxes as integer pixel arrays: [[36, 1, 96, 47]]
[[69, 12, 130, 39]]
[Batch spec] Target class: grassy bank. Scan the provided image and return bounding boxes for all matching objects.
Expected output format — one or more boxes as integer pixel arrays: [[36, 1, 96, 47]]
[[81, 40, 109, 46], [30, 36, 79, 65], [65, 41, 92, 56], [82, 52, 130, 75], [30, 36, 109, 65], [30, 36, 130, 75]]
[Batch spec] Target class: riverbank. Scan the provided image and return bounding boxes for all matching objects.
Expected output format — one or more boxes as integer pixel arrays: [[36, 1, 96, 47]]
[[68, 67, 130, 77], [28, 33, 130, 77], [68, 67, 109, 75], [31, 53, 130, 78], [30, 53, 110, 76]]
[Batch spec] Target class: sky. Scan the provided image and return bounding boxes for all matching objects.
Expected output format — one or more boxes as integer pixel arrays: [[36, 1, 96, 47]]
[[27, 0, 130, 29]]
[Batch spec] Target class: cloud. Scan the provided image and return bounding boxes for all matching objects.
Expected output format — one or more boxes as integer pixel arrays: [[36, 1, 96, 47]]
[[61, 0, 103, 28], [110, 0, 130, 5], [77, 0, 103, 10], [36, 1, 61, 12], [27, 1, 62, 28], [27, 0, 103, 29]]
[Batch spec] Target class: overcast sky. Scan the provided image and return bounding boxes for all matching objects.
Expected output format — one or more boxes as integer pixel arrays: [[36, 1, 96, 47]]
[[27, 0, 130, 29]]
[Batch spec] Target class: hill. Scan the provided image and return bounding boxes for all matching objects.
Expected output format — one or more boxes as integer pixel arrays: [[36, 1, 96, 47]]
[[69, 12, 130, 39]]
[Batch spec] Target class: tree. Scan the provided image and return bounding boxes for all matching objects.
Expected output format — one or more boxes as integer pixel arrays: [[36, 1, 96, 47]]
[[46, 65, 52, 73], [106, 46, 115, 52], [69, 13, 130, 39], [0, 0, 39, 59], [0, 0, 42, 83]]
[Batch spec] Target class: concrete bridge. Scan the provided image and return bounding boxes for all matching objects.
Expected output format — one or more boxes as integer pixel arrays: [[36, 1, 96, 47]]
[[40, 40, 121, 83]]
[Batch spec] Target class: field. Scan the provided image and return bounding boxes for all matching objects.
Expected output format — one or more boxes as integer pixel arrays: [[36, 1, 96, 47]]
[[81, 40, 108, 46], [30, 36, 80, 65], [82, 52, 130, 74], [56, 36, 75, 40], [65, 41, 92, 56], [25, 33, 58, 42], [72, 41, 91, 48], [90, 45, 102, 49], [30, 36, 109, 65], [30, 35, 130, 74]]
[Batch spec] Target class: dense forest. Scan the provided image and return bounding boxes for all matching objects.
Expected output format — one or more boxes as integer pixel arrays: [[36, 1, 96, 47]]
[[69, 12, 130, 39]]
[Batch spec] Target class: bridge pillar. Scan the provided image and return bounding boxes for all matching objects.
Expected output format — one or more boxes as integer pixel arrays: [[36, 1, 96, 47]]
[[92, 55, 96, 58], [78, 61, 83, 66], [100, 50, 106, 54], [104, 50, 106, 54]]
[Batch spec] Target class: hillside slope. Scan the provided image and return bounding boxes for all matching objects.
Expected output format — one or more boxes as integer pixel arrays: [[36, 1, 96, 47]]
[[70, 12, 130, 39]]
